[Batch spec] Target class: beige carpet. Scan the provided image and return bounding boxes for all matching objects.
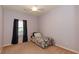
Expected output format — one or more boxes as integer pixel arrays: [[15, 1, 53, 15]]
[[1, 41, 76, 54]]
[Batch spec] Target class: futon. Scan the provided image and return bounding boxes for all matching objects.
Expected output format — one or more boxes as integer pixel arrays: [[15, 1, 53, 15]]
[[31, 32, 54, 48]]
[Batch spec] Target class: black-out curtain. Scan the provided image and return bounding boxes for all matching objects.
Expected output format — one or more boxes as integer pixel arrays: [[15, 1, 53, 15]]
[[23, 20, 28, 42], [12, 19, 18, 44]]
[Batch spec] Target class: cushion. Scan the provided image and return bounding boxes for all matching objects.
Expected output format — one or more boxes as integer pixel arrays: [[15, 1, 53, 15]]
[[34, 32, 42, 38]]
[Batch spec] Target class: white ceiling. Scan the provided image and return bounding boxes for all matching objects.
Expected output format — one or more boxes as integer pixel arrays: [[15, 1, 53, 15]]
[[3, 5, 57, 16]]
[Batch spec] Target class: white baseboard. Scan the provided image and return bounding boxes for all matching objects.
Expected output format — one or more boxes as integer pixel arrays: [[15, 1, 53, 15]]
[[2, 44, 11, 47], [56, 44, 79, 54]]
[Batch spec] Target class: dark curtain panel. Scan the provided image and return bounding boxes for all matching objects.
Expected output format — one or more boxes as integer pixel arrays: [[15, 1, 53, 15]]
[[23, 20, 28, 42], [12, 19, 18, 44]]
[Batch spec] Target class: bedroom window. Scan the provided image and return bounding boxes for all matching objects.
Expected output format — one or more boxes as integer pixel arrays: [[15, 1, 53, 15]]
[[18, 20, 23, 35]]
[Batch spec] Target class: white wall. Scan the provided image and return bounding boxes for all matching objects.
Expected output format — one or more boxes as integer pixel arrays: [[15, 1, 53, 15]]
[[0, 6, 3, 47], [3, 9, 38, 46], [38, 6, 79, 52], [75, 6, 79, 51]]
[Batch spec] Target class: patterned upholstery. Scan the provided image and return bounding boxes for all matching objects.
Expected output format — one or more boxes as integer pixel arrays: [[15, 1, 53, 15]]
[[31, 32, 54, 48]]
